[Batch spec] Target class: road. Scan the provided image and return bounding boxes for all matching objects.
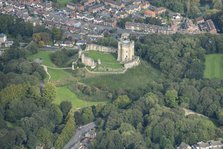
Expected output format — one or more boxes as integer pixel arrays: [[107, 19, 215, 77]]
[[63, 122, 96, 149]]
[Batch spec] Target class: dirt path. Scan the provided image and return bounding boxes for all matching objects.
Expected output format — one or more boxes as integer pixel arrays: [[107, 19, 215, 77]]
[[183, 108, 208, 118], [41, 65, 51, 82], [84, 67, 127, 74]]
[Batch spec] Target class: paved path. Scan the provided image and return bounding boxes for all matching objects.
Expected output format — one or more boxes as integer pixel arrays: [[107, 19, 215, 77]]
[[63, 122, 96, 149]]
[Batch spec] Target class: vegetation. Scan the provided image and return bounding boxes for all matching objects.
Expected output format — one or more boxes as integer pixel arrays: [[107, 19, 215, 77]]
[[204, 54, 223, 79], [83, 61, 162, 91], [85, 51, 123, 69], [55, 86, 105, 108]]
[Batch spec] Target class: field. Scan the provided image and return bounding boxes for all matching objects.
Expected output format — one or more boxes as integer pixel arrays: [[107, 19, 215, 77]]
[[83, 61, 163, 91], [85, 51, 123, 69], [29, 50, 105, 108], [54, 86, 105, 109], [204, 54, 223, 79], [28, 51, 74, 81]]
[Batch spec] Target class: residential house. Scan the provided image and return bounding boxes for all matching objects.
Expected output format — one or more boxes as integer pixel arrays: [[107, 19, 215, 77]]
[[144, 10, 155, 17], [104, 0, 125, 9], [125, 4, 141, 14], [82, 0, 96, 6], [67, 2, 76, 10], [198, 19, 217, 34], [88, 4, 104, 13], [140, 2, 150, 9], [194, 17, 204, 24], [155, 7, 166, 15], [177, 142, 191, 149]]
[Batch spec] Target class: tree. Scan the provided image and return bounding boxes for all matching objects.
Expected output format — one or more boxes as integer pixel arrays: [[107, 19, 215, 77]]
[[42, 83, 56, 102], [113, 95, 131, 109], [165, 89, 178, 108], [36, 127, 53, 148], [52, 27, 62, 41], [60, 101, 72, 117], [54, 114, 76, 149]]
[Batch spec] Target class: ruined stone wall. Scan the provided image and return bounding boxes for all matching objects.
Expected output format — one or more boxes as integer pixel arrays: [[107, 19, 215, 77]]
[[124, 56, 140, 69], [85, 44, 117, 53], [81, 54, 96, 68]]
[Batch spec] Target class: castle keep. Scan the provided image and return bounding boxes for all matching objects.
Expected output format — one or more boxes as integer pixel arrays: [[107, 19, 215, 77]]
[[81, 33, 139, 70], [117, 33, 134, 63]]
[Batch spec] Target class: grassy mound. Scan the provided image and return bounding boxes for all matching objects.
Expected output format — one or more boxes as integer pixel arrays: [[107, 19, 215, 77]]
[[85, 51, 123, 69], [204, 54, 223, 79], [83, 61, 163, 91]]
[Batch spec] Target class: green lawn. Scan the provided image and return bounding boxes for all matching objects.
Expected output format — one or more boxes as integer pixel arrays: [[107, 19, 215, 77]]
[[28, 51, 55, 67], [204, 54, 223, 79], [85, 51, 123, 69], [83, 61, 163, 91], [28, 51, 74, 81], [54, 86, 105, 108]]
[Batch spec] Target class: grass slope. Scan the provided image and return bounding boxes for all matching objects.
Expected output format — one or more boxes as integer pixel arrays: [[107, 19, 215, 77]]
[[85, 51, 123, 69], [204, 54, 223, 79], [83, 61, 163, 90], [55, 86, 105, 108]]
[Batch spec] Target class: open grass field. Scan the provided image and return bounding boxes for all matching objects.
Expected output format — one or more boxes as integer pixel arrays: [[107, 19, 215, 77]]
[[28, 51, 74, 81], [85, 51, 123, 69], [204, 54, 223, 79], [29, 50, 105, 109], [54, 86, 105, 108], [83, 61, 163, 91]]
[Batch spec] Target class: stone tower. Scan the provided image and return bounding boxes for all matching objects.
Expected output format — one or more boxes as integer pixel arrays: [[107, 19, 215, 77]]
[[117, 33, 134, 63]]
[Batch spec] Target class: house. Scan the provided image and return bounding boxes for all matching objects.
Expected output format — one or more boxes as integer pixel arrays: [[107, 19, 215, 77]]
[[144, 10, 156, 17], [206, 19, 217, 34], [82, 0, 96, 6], [155, 7, 166, 15], [198, 19, 217, 34], [104, 0, 125, 9], [88, 4, 104, 13], [194, 17, 204, 24], [140, 2, 150, 9], [5, 40, 14, 48], [0, 33, 7, 45], [177, 142, 191, 149], [67, 2, 76, 10]]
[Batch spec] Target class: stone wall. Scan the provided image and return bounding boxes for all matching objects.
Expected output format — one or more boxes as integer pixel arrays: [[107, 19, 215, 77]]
[[81, 54, 96, 68], [124, 56, 140, 69], [85, 44, 117, 53]]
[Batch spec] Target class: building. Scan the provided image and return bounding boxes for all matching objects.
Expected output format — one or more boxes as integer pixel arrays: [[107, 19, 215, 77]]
[[0, 33, 7, 45], [117, 33, 134, 63], [67, 2, 76, 10], [177, 142, 191, 149], [104, 0, 125, 9], [88, 4, 104, 13], [155, 7, 166, 15], [144, 10, 156, 17], [198, 19, 217, 34]]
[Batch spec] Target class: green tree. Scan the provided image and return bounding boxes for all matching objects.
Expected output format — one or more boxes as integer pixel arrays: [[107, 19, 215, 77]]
[[165, 89, 178, 108], [36, 127, 53, 148], [43, 83, 56, 102], [113, 95, 131, 109]]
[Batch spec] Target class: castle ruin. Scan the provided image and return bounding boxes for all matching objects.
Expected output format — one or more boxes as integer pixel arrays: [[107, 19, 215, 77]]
[[80, 33, 139, 71], [117, 33, 135, 63]]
